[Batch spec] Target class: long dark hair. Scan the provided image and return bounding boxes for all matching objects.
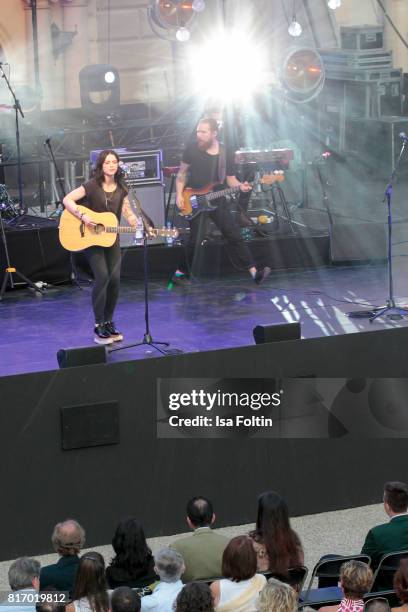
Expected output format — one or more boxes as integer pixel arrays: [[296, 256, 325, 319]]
[[73, 551, 109, 612], [394, 558, 408, 603], [110, 517, 154, 574], [93, 149, 128, 192], [254, 491, 302, 576]]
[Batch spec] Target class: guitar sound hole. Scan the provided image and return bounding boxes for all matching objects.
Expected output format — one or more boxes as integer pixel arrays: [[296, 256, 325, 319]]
[[94, 223, 104, 235]]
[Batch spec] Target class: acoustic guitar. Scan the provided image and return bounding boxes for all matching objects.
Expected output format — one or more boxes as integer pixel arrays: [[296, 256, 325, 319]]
[[179, 173, 285, 220], [59, 205, 178, 252]]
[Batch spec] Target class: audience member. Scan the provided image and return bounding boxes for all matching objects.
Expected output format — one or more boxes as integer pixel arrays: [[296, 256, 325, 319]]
[[66, 552, 109, 612], [210, 535, 266, 611], [40, 519, 85, 595], [361, 482, 408, 569], [248, 491, 304, 577], [366, 600, 391, 612], [141, 548, 184, 612], [171, 497, 229, 582], [319, 560, 373, 612], [111, 587, 141, 612], [258, 578, 297, 612], [392, 558, 408, 612], [174, 582, 214, 612], [36, 588, 66, 612], [1, 558, 41, 612], [106, 518, 157, 589]]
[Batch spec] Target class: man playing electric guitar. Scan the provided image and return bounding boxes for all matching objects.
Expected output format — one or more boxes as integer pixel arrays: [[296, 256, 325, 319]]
[[174, 117, 271, 286]]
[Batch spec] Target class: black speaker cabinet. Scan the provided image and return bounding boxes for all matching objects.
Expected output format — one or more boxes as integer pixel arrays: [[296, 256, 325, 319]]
[[57, 345, 107, 368], [253, 322, 301, 344], [330, 222, 387, 262], [120, 183, 165, 247], [346, 116, 408, 176], [60, 400, 119, 450]]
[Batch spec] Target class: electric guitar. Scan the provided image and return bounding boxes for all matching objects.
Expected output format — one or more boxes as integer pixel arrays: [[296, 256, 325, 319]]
[[59, 205, 178, 252], [179, 173, 285, 220]]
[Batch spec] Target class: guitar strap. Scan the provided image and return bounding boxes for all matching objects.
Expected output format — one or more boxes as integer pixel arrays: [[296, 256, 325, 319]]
[[218, 143, 227, 184]]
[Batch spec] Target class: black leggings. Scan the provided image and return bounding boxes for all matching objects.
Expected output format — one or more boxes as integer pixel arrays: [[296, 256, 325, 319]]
[[84, 240, 121, 324]]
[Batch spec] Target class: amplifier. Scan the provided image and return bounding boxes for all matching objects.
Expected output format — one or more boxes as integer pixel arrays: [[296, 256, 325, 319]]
[[346, 116, 408, 176], [340, 25, 384, 52], [120, 183, 165, 247], [325, 67, 402, 84], [89, 149, 163, 185], [319, 49, 393, 72], [120, 149, 163, 186]]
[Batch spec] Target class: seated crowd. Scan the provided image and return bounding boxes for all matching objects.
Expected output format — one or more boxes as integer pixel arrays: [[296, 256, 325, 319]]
[[2, 481, 408, 612]]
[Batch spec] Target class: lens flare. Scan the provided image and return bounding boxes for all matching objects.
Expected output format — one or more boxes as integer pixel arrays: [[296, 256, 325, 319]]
[[189, 30, 266, 103]]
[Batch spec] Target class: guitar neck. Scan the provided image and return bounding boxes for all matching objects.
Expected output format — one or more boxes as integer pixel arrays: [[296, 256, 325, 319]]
[[106, 226, 158, 236], [206, 183, 253, 201], [104, 226, 177, 238], [106, 226, 136, 234]]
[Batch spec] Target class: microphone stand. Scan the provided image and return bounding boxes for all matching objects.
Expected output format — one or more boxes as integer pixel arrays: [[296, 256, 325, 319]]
[[109, 187, 182, 356], [347, 136, 408, 321], [43, 137, 83, 288], [43, 137, 64, 215], [0, 64, 25, 212], [0, 203, 44, 300]]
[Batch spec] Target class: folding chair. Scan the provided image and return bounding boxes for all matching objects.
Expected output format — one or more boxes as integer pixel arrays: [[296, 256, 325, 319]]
[[368, 550, 408, 593], [300, 554, 371, 604]]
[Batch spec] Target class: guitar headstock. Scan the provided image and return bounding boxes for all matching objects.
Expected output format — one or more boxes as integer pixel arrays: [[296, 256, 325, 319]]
[[150, 227, 179, 238], [259, 172, 285, 185]]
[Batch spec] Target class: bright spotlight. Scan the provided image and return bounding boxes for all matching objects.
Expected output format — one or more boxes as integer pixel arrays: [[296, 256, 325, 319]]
[[192, 0, 205, 12], [327, 0, 341, 8], [176, 26, 190, 42], [104, 71, 116, 84], [189, 30, 266, 103], [288, 19, 302, 37]]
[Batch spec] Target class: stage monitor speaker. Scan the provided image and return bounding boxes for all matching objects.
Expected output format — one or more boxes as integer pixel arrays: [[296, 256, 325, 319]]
[[60, 400, 119, 450], [120, 183, 165, 247], [330, 222, 387, 262], [57, 345, 107, 368], [253, 322, 301, 344]]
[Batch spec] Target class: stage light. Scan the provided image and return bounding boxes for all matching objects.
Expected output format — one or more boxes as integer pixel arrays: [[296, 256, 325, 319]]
[[288, 19, 302, 37], [176, 26, 190, 42], [104, 71, 116, 84], [189, 30, 266, 103], [327, 0, 341, 8], [79, 64, 120, 118], [147, 0, 198, 41], [192, 0, 205, 12], [280, 47, 325, 103]]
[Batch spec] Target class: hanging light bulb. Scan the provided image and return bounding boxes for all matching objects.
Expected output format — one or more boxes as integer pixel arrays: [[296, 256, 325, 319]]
[[176, 26, 190, 42], [192, 0, 206, 12], [288, 0, 302, 38], [288, 19, 302, 37], [327, 0, 341, 8]]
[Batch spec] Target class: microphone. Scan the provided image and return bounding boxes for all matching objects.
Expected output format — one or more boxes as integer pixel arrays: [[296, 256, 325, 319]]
[[399, 132, 408, 141], [43, 137, 51, 146], [119, 161, 130, 174]]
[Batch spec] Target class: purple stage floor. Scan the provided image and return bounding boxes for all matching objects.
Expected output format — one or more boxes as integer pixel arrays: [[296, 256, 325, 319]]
[[1, 260, 408, 377]]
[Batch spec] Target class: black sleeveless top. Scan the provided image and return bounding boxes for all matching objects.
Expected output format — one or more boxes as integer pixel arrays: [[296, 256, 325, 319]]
[[82, 178, 127, 220]]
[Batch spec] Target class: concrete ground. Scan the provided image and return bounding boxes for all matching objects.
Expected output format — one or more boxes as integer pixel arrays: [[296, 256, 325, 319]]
[[0, 502, 385, 590]]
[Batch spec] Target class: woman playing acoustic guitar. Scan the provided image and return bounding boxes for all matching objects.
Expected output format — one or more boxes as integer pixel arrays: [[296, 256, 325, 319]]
[[63, 149, 139, 345]]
